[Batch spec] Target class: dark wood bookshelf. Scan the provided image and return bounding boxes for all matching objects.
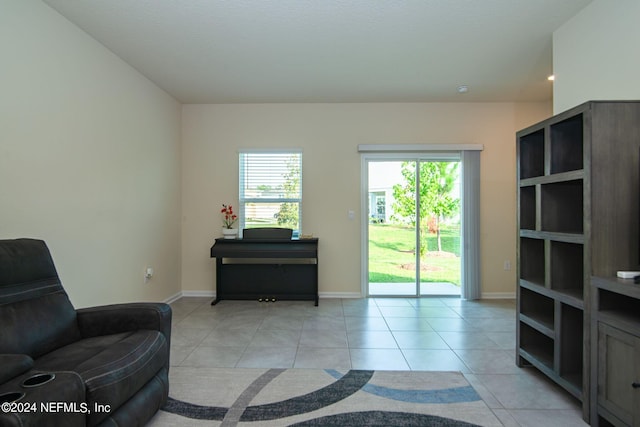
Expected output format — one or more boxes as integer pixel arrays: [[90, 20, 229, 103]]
[[516, 101, 640, 424]]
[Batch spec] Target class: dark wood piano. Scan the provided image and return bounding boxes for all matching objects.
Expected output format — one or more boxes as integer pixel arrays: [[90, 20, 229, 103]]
[[210, 228, 318, 306]]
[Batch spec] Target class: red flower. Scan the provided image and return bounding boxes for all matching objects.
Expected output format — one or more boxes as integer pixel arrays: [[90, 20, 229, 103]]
[[221, 204, 238, 229]]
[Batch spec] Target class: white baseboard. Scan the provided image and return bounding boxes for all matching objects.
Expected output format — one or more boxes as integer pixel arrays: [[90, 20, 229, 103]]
[[167, 290, 513, 302], [319, 292, 362, 299], [480, 292, 516, 299], [164, 290, 215, 304], [163, 292, 183, 304], [168, 291, 360, 303], [181, 290, 216, 298]]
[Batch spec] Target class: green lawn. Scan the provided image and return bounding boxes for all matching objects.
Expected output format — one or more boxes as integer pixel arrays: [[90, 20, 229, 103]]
[[368, 224, 461, 286]]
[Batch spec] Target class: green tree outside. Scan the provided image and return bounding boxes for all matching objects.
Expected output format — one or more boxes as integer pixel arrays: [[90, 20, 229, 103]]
[[276, 155, 300, 229], [391, 161, 459, 256]]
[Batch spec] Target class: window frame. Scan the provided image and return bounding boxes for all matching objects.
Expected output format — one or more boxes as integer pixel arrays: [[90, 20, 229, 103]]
[[238, 148, 303, 237]]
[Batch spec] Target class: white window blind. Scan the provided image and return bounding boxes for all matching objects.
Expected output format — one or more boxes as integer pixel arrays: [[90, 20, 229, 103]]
[[239, 150, 302, 235]]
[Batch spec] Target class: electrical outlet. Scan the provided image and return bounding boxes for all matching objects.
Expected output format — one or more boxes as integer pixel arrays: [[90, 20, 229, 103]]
[[503, 260, 511, 271]]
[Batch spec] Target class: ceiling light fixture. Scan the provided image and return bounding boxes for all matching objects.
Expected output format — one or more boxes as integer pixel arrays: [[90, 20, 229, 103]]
[[457, 85, 469, 94]]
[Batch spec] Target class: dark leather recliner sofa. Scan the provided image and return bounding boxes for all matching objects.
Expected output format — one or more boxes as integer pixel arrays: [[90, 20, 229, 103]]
[[0, 238, 171, 426]]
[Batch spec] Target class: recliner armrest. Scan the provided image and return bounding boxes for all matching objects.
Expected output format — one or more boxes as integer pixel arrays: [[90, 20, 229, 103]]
[[76, 302, 172, 344], [0, 354, 34, 384]]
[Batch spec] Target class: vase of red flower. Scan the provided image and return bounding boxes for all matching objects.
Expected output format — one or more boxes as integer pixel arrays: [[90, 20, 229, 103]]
[[221, 204, 238, 239]]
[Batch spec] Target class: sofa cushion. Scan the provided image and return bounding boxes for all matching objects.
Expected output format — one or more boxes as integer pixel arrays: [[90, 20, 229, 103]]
[[34, 330, 167, 426], [0, 239, 81, 357], [0, 354, 34, 383], [97, 369, 169, 427]]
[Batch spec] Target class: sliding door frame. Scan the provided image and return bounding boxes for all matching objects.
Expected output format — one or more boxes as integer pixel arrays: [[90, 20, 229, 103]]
[[359, 144, 483, 299]]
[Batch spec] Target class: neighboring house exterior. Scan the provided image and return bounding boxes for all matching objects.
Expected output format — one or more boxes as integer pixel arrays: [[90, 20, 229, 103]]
[[368, 186, 395, 223]]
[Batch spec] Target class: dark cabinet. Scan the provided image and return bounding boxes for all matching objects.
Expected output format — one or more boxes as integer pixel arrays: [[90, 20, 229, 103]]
[[591, 276, 640, 426]]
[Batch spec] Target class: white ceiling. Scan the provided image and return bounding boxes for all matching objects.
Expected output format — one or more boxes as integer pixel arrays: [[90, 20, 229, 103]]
[[43, 0, 592, 104]]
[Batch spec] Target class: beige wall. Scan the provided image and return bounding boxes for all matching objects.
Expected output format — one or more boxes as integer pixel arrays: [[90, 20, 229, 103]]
[[553, 0, 640, 113], [2, 1, 559, 305], [0, 1, 182, 307], [181, 102, 550, 298]]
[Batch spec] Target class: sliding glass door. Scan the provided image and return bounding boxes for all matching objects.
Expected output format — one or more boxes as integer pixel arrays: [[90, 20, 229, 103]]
[[365, 155, 461, 297], [367, 160, 418, 296]]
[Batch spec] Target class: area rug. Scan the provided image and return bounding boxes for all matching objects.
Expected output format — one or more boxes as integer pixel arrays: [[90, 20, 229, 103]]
[[149, 367, 502, 426]]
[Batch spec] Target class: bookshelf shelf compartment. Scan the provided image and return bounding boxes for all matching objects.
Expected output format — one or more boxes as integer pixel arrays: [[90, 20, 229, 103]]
[[520, 322, 554, 370], [598, 288, 640, 326], [550, 241, 584, 297], [520, 287, 554, 332], [541, 180, 584, 233], [520, 186, 536, 230], [519, 129, 545, 179], [559, 304, 584, 390], [520, 237, 544, 286], [550, 114, 584, 174]]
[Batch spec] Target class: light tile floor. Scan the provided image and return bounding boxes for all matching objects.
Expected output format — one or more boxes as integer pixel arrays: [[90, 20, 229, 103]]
[[168, 297, 588, 426]]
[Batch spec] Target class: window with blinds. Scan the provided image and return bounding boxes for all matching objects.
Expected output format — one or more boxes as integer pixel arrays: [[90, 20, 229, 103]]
[[239, 150, 302, 235]]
